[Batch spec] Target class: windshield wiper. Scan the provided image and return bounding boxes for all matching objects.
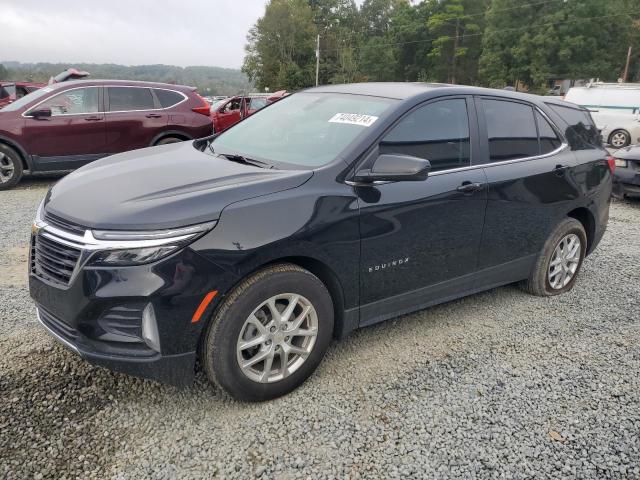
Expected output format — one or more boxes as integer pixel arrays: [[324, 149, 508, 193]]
[[218, 153, 275, 169]]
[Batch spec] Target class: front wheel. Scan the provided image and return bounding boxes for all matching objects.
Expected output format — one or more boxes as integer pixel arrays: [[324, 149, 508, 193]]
[[521, 218, 587, 296], [201, 264, 334, 401], [609, 129, 631, 148], [0, 145, 23, 191]]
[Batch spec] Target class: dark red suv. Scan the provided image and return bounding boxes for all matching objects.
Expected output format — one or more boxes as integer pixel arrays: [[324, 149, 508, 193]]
[[0, 80, 213, 190]]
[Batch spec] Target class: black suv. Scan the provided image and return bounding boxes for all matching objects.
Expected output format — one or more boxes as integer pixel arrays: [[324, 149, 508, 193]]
[[29, 83, 612, 401]]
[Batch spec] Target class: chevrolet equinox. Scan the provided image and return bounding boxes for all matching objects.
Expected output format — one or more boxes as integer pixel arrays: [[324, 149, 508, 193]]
[[29, 83, 612, 401]]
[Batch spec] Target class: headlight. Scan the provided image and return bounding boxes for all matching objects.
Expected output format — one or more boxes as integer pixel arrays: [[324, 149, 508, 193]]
[[614, 158, 627, 168], [86, 221, 216, 266]]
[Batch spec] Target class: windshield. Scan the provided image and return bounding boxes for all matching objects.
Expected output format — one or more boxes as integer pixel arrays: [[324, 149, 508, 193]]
[[0, 86, 52, 112], [209, 92, 396, 168]]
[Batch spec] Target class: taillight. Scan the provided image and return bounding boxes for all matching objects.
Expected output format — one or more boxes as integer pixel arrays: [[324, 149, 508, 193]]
[[607, 156, 616, 173], [192, 94, 211, 117]]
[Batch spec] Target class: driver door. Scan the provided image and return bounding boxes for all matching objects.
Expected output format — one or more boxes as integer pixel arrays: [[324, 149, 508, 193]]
[[23, 86, 106, 171], [356, 97, 488, 326]]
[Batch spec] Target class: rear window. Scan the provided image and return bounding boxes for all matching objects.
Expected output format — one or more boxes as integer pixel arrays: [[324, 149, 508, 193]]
[[546, 103, 600, 149], [108, 87, 155, 112], [154, 89, 185, 108], [482, 99, 539, 162]]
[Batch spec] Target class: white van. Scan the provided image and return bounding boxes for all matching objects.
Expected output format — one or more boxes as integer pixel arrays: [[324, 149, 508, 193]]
[[565, 82, 640, 148]]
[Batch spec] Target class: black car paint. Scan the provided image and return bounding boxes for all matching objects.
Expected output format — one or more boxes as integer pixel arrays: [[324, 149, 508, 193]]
[[612, 145, 640, 197], [29, 84, 611, 386]]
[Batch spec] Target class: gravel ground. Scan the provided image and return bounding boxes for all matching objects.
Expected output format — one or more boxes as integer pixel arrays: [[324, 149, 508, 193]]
[[1, 178, 639, 479]]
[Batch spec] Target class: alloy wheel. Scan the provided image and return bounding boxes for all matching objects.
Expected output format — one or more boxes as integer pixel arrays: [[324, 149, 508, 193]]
[[610, 132, 628, 148], [0, 153, 15, 184], [236, 293, 318, 383], [548, 233, 581, 289]]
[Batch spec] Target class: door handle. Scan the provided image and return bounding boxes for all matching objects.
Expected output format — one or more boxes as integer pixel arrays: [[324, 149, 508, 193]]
[[84, 116, 102, 121], [146, 113, 162, 118], [554, 164, 567, 176], [456, 181, 484, 193]]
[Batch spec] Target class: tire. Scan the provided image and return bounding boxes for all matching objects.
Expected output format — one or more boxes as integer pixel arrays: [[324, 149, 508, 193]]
[[609, 129, 631, 148], [521, 218, 587, 297], [154, 136, 184, 146], [0, 144, 23, 191], [202, 263, 334, 401]]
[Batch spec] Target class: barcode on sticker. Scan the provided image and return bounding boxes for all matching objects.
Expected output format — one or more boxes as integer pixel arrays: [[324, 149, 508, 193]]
[[328, 113, 379, 127]]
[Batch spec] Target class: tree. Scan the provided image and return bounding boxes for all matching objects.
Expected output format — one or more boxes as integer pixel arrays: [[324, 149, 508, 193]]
[[425, 0, 484, 84], [0, 64, 8, 81], [479, 0, 640, 90], [243, 0, 318, 90]]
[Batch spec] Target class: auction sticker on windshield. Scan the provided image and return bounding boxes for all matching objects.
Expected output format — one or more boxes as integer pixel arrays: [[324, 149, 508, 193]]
[[328, 113, 379, 127]]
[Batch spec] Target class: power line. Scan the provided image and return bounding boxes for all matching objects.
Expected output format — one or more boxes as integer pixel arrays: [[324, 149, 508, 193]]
[[321, 0, 565, 44], [323, 9, 640, 55]]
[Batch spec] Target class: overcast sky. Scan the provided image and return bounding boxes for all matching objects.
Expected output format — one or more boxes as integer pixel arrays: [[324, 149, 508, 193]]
[[0, 0, 269, 69]]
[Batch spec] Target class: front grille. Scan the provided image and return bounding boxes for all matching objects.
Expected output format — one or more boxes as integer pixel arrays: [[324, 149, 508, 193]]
[[31, 234, 82, 287], [39, 308, 78, 342], [44, 212, 86, 236]]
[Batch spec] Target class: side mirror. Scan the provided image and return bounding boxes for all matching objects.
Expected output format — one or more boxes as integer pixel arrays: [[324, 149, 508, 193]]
[[29, 108, 52, 119], [354, 154, 431, 183]]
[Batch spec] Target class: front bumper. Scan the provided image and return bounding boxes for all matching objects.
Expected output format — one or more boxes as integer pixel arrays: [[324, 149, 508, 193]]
[[613, 163, 640, 197], [29, 222, 238, 386], [36, 307, 196, 386]]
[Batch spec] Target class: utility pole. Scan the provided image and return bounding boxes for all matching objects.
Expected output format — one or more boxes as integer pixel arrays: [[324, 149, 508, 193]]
[[315, 34, 320, 87], [622, 46, 632, 83]]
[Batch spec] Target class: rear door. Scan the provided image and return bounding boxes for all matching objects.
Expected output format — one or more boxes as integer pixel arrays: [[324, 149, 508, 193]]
[[104, 86, 168, 153], [22, 86, 106, 170], [474, 96, 579, 279], [357, 96, 488, 326]]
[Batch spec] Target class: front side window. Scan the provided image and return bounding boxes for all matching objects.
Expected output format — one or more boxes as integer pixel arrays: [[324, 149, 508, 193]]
[[483, 99, 539, 162], [222, 99, 242, 113], [379, 98, 470, 172], [210, 92, 395, 168], [108, 87, 155, 112], [36, 87, 99, 116]]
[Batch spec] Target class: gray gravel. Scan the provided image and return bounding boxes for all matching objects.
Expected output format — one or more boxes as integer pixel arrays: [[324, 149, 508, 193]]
[[1, 179, 639, 479]]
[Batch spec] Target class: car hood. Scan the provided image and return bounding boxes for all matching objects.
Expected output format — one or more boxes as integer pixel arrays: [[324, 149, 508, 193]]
[[613, 145, 640, 161], [45, 142, 313, 230]]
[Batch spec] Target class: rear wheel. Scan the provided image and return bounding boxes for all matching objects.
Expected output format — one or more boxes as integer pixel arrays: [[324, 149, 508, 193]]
[[521, 218, 587, 296], [0, 144, 23, 191], [609, 129, 631, 148], [202, 263, 334, 401]]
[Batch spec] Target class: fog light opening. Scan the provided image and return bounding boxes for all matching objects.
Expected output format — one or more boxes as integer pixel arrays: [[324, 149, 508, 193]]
[[142, 303, 161, 353]]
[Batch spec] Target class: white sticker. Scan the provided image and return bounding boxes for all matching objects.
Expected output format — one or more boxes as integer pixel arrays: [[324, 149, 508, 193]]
[[328, 113, 379, 127]]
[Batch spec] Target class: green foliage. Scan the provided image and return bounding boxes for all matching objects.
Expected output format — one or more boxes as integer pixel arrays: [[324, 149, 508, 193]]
[[245, 0, 640, 91], [242, 0, 318, 90], [479, 0, 640, 90], [1, 62, 251, 95], [0, 64, 8, 81]]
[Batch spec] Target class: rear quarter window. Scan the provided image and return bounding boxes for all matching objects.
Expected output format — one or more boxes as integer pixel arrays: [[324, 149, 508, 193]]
[[154, 89, 185, 108], [546, 103, 601, 149]]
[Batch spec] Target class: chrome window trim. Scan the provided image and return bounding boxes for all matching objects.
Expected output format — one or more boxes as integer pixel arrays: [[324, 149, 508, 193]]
[[430, 142, 568, 176], [346, 102, 568, 183], [105, 85, 188, 114], [22, 85, 188, 118]]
